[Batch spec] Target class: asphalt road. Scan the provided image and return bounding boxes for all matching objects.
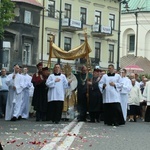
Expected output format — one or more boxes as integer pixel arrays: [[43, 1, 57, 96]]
[[0, 118, 150, 150], [0, 118, 72, 150], [69, 119, 150, 150]]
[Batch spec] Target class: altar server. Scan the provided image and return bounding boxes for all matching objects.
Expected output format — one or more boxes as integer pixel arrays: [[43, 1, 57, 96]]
[[119, 69, 132, 121], [19, 67, 32, 119], [99, 64, 125, 126], [46, 64, 72, 124]]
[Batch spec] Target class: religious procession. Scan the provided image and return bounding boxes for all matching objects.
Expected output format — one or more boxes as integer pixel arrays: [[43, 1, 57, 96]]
[[0, 33, 150, 127]]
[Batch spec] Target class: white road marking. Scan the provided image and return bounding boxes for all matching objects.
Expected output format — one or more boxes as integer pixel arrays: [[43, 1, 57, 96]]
[[57, 122, 84, 150], [41, 119, 79, 150]]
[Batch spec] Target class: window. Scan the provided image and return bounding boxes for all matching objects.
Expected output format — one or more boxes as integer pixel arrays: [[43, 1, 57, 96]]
[[109, 14, 115, 30], [65, 3, 71, 18], [23, 43, 31, 65], [80, 39, 84, 44], [108, 44, 114, 63], [48, 0, 55, 18], [2, 41, 10, 69], [64, 37, 71, 51], [80, 7, 87, 24], [129, 35, 135, 52], [95, 10, 101, 24], [24, 10, 31, 24], [95, 42, 101, 62], [2, 49, 9, 67], [47, 34, 55, 54]]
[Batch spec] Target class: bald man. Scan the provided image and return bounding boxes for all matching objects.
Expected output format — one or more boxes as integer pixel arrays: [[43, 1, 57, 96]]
[[75, 65, 92, 122], [5, 65, 24, 121]]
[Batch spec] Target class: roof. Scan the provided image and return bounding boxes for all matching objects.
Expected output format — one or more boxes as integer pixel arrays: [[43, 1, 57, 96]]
[[122, 0, 150, 12], [120, 55, 150, 74], [11, 0, 42, 7]]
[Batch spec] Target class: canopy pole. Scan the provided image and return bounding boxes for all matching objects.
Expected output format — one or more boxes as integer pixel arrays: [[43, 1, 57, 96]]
[[83, 28, 92, 111], [47, 36, 53, 69]]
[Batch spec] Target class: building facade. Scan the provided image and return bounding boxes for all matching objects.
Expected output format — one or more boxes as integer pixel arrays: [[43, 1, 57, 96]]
[[38, 0, 120, 70], [2, 0, 42, 72], [120, 0, 150, 60]]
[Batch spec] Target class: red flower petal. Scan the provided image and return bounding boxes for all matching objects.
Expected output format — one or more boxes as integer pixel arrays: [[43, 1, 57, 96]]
[[10, 140, 16, 143]]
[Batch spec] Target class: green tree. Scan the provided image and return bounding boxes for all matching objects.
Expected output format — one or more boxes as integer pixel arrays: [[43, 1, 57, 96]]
[[0, 0, 15, 39]]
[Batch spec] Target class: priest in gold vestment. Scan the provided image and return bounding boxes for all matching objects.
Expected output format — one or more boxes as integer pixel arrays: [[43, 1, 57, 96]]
[[62, 64, 77, 120]]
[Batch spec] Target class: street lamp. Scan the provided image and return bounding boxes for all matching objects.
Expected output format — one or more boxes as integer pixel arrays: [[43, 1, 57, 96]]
[[117, 0, 129, 71], [0, 41, 3, 69], [57, 0, 62, 64], [41, 0, 45, 62], [135, 11, 138, 57], [0, 0, 3, 69]]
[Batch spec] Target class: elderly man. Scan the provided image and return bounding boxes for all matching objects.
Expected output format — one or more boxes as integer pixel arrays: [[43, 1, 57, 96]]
[[75, 65, 92, 122], [61, 64, 77, 121], [128, 79, 143, 122], [46, 64, 72, 124], [5, 64, 24, 121], [129, 73, 140, 87], [0, 68, 9, 118]]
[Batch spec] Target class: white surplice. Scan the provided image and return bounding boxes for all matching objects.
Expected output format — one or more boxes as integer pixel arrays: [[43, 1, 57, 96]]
[[98, 73, 125, 126], [99, 73, 123, 103], [143, 81, 150, 106], [20, 74, 32, 119], [128, 85, 143, 106], [46, 74, 69, 102], [5, 73, 24, 120], [120, 77, 132, 121]]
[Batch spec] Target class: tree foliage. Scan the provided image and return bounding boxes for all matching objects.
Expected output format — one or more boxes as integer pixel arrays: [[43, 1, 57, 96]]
[[0, 0, 15, 39]]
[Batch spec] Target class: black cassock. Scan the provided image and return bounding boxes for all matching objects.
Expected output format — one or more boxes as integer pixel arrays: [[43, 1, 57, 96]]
[[32, 81, 48, 112], [89, 77, 103, 122], [89, 77, 103, 112], [102, 73, 125, 126], [145, 106, 150, 122], [76, 72, 90, 121], [32, 72, 48, 121]]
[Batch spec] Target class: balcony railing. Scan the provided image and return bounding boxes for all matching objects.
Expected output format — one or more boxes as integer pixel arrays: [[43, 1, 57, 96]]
[[91, 24, 112, 37], [61, 18, 83, 31]]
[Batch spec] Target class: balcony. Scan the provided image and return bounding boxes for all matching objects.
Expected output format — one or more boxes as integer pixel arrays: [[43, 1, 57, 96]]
[[91, 25, 112, 37], [61, 18, 83, 32]]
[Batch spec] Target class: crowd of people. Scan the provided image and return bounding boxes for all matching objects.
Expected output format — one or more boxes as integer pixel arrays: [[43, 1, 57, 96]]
[[0, 63, 150, 126], [0, 63, 72, 124]]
